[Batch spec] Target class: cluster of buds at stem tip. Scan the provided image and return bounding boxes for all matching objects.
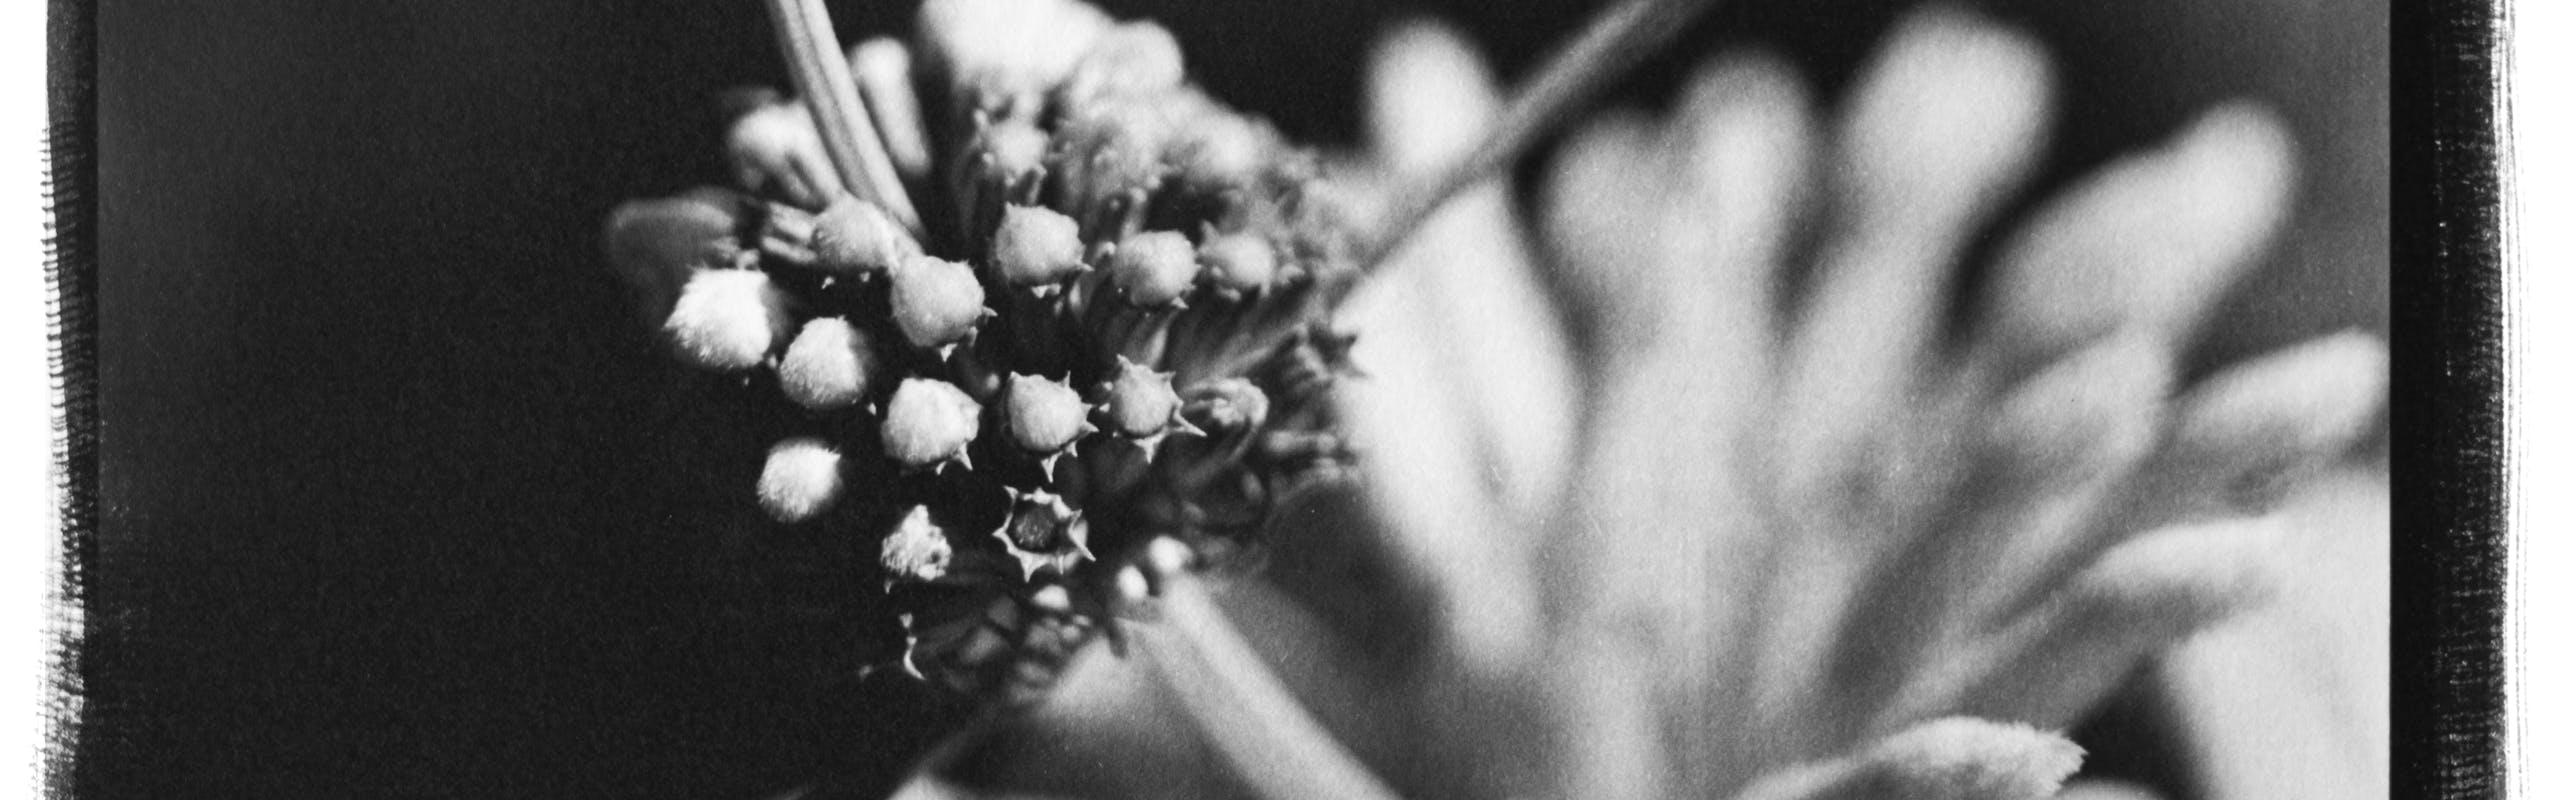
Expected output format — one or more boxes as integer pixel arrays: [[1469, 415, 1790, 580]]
[[603, 0, 1371, 699]]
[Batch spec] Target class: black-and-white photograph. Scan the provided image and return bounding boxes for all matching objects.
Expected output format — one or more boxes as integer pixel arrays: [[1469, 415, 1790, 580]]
[[49, 0, 2462, 797]]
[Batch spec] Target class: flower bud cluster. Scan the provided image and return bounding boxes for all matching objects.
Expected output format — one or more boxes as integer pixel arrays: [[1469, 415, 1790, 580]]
[[604, 0, 1368, 700]]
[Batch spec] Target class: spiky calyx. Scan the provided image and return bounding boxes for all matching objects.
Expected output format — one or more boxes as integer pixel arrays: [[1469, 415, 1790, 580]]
[[997, 488, 1094, 579], [1002, 373, 1096, 455], [881, 378, 983, 471], [1100, 356, 1185, 438], [888, 255, 992, 351]]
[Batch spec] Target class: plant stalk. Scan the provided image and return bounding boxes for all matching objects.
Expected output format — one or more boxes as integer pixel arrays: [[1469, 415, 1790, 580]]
[[1364, 0, 1721, 266], [764, 0, 922, 232]]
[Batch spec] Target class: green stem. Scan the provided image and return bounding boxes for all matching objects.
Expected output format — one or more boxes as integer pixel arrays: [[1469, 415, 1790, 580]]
[[1141, 574, 1403, 800], [1364, 0, 1721, 266], [764, 0, 921, 232]]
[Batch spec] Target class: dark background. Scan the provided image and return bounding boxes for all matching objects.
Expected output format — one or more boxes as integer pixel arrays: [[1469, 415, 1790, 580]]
[[81, 0, 2384, 797]]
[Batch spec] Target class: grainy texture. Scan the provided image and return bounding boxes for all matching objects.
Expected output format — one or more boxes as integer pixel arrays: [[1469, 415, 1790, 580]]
[[68, 0, 2415, 798]]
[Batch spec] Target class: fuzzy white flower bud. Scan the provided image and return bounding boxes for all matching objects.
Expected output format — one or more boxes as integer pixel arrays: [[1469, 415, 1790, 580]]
[[888, 255, 990, 350], [1168, 110, 1272, 192], [881, 378, 983, 470], [809, 196, 919, 276], [663, 269, 791, 371], [1107, 231, 1200, 308], [777, 317, 880, 410], [1197, 231, 1279, 294], [1858, 718, 2084, 800], [756, 438, 846, 523], [992, 205, 1090, 291], [881, 505, 955, 582], [1003, 373, 1094, 454]]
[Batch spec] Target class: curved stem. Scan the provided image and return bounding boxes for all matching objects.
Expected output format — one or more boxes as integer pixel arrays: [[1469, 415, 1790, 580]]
[[1140, 574, 1403, 800], [764, 0, 922, 232], [1363, 0, 1721, 266]]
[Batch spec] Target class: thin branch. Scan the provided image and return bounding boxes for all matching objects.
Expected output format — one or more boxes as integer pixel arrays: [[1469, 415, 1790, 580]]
[[1363, 0, 1721, 266], [1140, 574, 1403, 800], [764, 0, 922, 232], [1199, 0, 1721, 383]]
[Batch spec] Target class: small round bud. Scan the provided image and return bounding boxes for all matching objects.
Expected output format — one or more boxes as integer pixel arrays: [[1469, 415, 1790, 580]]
[[1051, 98, 1179, 217], [887, 255, 990, 349], [1003, 373, 1093, 454], [1100, 357, 1182, 437], [777, 317, 879, 410], [756, 438, 846, 523], [971, 118, 1050, 185], [663, 269, 790, 371], [1197, 232, 1278, 294], [1060, 22, 1185, 111], [881, 505, 954, 582], [881, 378, 983, 469], [991, 206, 1089, 290], [1107, 231, 1200, 307], [1169, 111, 1271, 191], [809, 197, 917, 275]]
